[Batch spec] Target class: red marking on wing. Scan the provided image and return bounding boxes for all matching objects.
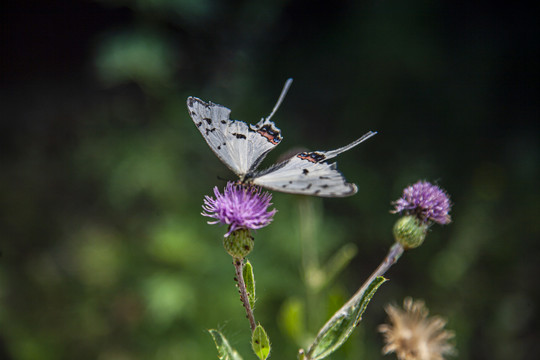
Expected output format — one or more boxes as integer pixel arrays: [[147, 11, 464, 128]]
[[297, 153, 318, 163], [297, 152, 326, 163], [257, 130, 280, 145]]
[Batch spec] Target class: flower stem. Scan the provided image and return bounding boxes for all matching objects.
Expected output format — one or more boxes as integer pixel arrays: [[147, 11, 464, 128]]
[[234, 258, 257, 332], [352, 242, 404, 301]]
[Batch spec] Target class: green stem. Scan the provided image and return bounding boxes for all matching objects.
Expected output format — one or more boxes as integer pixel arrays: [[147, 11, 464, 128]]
[[346, 243, 403, 311]]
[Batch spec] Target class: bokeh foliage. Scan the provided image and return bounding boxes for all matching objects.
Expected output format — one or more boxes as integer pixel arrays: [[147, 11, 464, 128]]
[[1, 0, 538, 359]]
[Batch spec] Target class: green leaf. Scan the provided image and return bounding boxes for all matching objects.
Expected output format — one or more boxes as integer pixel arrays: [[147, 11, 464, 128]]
[[306, 276, 387, 360], [243, 260, 256, 309], [208, 329, 243, 360], [251, 324, 271, 360]]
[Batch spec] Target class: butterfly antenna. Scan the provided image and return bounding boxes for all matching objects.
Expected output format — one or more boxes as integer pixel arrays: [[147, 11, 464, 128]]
[[323, 131, 378, 159], [265, 78, 293, 122]]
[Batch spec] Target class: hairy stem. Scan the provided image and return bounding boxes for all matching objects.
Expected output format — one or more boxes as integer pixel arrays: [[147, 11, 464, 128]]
[[234, 258, 257, 332], [352, 242, 404, 302]]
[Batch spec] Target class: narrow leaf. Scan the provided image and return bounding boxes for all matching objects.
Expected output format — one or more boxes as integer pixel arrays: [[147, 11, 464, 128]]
[[251, 324, 271, 360], [306, 276, 387, 360], [243, 260, 256, 309], [208, 329, 243, 360]]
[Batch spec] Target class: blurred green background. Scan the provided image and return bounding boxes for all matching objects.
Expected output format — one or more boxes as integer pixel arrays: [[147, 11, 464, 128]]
[[1, 0, 538, 359]]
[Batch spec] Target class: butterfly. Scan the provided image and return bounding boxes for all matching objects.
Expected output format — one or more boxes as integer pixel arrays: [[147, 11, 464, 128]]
[[187, 79, 376, 197]]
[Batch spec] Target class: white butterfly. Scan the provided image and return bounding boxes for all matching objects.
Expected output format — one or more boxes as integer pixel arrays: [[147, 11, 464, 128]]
[[187, 79, 376, 197]]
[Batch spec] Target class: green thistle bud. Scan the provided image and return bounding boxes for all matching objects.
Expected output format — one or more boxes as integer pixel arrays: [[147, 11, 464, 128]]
[[393, 215, 428, 249], [223, 228, 254, 258]]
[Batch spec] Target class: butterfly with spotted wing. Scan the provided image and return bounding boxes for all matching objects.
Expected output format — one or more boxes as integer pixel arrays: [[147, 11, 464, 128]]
[[187, 79, 376, 197]]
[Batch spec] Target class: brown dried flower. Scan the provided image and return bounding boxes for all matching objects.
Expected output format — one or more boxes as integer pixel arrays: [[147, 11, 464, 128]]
[[378, 297, 455, 360]]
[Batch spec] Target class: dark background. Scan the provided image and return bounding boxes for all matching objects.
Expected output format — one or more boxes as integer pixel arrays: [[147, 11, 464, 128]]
[[1, 0, 539, 359]]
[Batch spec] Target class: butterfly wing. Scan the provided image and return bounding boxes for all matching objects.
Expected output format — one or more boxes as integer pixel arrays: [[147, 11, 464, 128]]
[[251, 132, 376, 197], [187, 97, 283, 178], [252, 157, 358, 197]]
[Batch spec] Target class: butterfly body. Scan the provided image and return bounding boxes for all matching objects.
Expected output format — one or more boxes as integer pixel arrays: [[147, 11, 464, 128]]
[[187, 82, 376, 197]]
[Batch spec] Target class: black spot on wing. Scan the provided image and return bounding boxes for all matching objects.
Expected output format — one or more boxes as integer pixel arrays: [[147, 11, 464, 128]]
[[319, 176, 331, 180], [302, 169, 309, 175], [205, 128, 216, 136], [203, 117, 212, 125], [196, 122, 203, 127], [304, 183, 312, 190], [232, 133, 246, 139], [221, 120, 227, 124]]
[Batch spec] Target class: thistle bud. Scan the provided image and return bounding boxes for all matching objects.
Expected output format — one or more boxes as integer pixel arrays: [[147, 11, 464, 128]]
[[393, 215, 428, 249], [223, 228, 254, 259]]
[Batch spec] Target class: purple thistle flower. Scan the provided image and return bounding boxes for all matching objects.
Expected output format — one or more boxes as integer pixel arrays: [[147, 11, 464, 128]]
[[392, 181, 452, 225], [202, 182, 277, 236]]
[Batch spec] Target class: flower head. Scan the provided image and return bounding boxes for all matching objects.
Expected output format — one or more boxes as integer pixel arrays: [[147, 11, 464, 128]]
[[202, 182, 276, 237], [378, 297, 456, 360], [392, 181, 452, 225]]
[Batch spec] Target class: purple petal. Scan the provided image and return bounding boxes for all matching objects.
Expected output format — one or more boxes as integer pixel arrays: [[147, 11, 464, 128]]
[[392, 181, 452, 225], [201, 182, 276, 234]]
